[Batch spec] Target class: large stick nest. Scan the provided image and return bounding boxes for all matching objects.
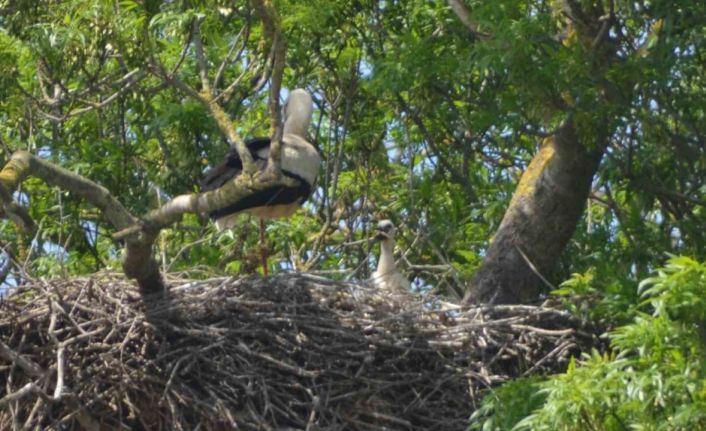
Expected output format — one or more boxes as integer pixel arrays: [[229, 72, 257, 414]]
[[0, 273, 599, 430]]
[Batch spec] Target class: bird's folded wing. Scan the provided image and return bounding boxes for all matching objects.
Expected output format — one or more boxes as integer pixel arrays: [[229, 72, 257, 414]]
[[200, 138, 271, 192]]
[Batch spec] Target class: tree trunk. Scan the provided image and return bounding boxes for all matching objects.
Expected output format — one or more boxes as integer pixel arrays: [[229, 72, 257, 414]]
[[464, 121, 604, 304]]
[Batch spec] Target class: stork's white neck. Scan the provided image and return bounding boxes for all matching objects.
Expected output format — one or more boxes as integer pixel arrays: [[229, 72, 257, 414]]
[[283, 90, 313, 138], [283, 110, 311, 137], [376, 238, 396, 276]]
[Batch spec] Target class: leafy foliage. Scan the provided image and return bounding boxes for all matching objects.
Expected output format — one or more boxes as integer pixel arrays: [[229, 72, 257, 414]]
[[471, 257, 706, 430], [468, 377, 546, 431], [0, 0, 704, 428], [0, 0, 702, 301]]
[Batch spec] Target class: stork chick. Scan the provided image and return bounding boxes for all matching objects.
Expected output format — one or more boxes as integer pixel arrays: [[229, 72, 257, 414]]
[[200, 89, 320, 274], [372, 220, 410, 296]]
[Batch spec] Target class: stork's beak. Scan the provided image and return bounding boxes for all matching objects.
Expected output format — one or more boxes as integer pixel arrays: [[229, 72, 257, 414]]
[[374, 227, 389, 241]]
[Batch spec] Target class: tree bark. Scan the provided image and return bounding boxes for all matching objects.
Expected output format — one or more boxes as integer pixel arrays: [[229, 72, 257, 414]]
[[455, 0, 623, 304], [464, 121, 604, 304]]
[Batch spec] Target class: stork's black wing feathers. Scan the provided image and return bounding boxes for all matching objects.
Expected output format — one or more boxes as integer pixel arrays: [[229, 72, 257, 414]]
[[208, 172, 312, 221], [200, 136, 317, 221], [200, 137, 271, 192]]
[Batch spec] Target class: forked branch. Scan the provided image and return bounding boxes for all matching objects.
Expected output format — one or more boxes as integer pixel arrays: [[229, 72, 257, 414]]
[[0, 151, 164, 294], [0, 149, 301, 296], [0, 2, 297, 299]]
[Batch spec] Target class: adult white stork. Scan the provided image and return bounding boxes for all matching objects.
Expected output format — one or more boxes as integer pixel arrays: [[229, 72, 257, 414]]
[[372, 220, 411, 297], [200, 89, 320, 274]]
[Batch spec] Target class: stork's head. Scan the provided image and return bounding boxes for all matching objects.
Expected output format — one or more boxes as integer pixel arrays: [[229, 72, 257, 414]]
[[375, 219, 396, 241], [283, 89, 313, 138]]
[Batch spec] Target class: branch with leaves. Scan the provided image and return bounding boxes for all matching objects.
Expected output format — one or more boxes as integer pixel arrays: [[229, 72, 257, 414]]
[[0, 145, 301, 294], [0, 2, 296, 298]]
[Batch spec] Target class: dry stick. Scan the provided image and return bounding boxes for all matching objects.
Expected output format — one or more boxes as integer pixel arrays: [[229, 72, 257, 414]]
[[47, 300, 67, 400], [523, 339, 576, 376], [0, 382, 47, 408], [515, 245, 558, 291], [53, 346, 65, 399], [0, 340, 45, 378], [22, 395, 44, 428]]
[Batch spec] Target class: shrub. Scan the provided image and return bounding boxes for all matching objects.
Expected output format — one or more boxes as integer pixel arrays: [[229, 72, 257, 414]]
[[470, 257, 706, 431]]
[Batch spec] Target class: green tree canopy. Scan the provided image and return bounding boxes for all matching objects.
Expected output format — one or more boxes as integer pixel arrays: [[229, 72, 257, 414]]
[[0, 0, 702, 305]]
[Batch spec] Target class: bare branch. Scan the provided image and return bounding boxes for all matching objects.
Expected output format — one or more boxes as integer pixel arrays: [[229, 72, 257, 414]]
[[216, 51, 268, 105], [33, 58, 145, 122], [515, 245, 557, 291], [214, 23, 250, 91], [215, 57, 261, 103], [67, 69, 146, 118], [0, 340, 45, 378], [396, 94, 476, 200], [149, 61, 202, 100], [0, 382, 47, 408]]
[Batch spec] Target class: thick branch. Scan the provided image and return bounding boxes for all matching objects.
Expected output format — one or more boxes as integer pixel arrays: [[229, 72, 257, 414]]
[[0, 151, 135, 229], [465, 120, 605, 304], [267, 32, 286, 173], [251, 0, 287, 172], [0, 151, 164, 294], [0, 153, 35, 230], [114, 171, 301, 240], [0, 340, 45, 378]]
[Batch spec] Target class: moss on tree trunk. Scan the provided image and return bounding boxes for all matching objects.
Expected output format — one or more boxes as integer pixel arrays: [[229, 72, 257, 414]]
[[465, 121, 604, 304]]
